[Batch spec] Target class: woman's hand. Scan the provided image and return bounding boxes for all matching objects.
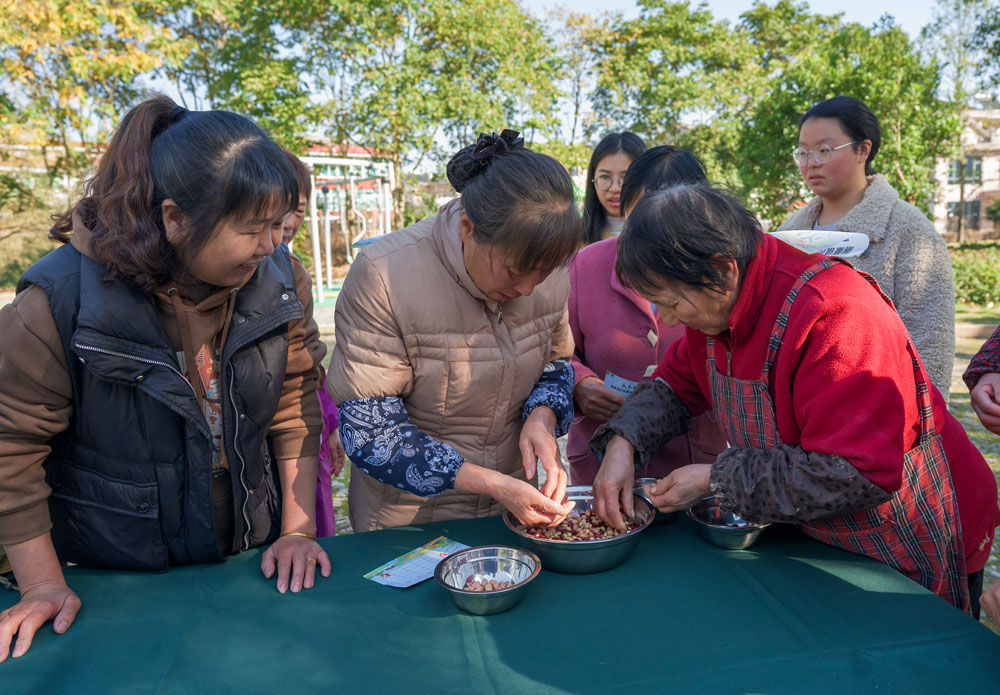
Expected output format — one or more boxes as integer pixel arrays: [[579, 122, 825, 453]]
[[519, 406, 567, 502], [454, 462, 573, 527], [970, 373, 1000, 435], [574, 377, 626, 422], [645, 464, 712, 513], [593, 435, 637, 530], [0, 535, 81, 663], [330, 430, 347, 477], [267, 456, 330, 592], [260, 534, 331, 594], [981, 579, 1000, 626], [0, 581, 80, 663], [494, 476, 575, 527]]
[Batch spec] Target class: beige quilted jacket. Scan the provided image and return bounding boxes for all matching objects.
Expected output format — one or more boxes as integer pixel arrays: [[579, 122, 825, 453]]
[[327, 198, 573, 530]]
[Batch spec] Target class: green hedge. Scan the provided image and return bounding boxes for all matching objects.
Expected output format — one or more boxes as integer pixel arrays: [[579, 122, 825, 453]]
[[951, 242, 1000, 306]]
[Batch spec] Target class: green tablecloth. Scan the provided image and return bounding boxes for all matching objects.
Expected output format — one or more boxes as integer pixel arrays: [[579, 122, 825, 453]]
[[2, 516, 998, 694]]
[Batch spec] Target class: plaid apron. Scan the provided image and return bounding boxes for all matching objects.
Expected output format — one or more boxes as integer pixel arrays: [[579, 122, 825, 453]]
[[707, 258, 970, 612]]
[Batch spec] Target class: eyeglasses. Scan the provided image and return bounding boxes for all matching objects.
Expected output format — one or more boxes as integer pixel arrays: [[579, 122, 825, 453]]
[[593, 175, 625, 191], [790, 141, 857, 166]]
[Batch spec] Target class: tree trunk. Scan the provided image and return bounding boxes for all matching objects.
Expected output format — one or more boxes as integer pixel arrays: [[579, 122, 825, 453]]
[[957, 157, 965, 244], [392, 156, 406, 228]]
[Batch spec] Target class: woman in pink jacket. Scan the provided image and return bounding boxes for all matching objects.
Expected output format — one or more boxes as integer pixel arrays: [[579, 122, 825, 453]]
[[568, 146, 727, 484]]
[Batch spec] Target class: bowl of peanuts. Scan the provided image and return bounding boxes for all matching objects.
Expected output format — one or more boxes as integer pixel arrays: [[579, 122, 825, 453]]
[[434, 545, 541, 615], [502, 485, 655, 573]]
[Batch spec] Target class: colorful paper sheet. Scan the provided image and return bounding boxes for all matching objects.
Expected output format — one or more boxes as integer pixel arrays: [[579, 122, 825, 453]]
[[364, 536, 469, 587]]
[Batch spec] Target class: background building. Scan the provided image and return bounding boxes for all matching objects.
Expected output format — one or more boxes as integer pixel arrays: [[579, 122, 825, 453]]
[[934, 94, 1000, 241]]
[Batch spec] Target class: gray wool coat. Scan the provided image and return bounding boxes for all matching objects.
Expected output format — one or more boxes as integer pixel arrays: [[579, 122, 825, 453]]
[[779, 174, 955, 400]]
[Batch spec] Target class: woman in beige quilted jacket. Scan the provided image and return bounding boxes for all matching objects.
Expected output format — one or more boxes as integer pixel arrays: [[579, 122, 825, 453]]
[[779, 96, 955, 399], [327, 131, 581, 531]]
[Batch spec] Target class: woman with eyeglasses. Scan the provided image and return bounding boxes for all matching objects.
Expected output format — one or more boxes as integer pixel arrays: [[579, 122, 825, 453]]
[[582, 132, 646, 244], [779, 96, 955, 399], [568, 146, 727, 485]]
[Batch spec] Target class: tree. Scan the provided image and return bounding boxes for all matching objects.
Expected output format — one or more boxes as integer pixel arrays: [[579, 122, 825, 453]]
[[921, 0, 991, 102], [738, 18, 959, 221], [987, 197, 1000, 227], [304, 0, 562, 223], [0, 1, 175, 185], [144, 0, 316, 149], [921, 0, 993, 241], [541, 6, 612, 174], [588, 0, 840, 191], [692, 0, 843, 190], [973, 3, 1000, 87], [590, 0, 747, 146]]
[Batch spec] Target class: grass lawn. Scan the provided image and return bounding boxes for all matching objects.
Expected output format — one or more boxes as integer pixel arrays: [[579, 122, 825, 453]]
[[956, 302, 1000, 325], [951, 332, 1000, 632]]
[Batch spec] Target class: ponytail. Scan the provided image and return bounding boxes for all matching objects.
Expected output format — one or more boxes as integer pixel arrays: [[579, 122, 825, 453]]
[[50, 94, 297, 292]]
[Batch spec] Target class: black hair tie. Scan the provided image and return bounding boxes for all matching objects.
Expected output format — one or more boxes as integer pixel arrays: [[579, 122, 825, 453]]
[[168, 105, 188, 123], [471, 129, 523, 162], [446, 129, 524, 193]]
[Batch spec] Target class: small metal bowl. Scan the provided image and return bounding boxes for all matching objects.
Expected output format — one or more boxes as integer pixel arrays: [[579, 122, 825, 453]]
[[503, 485, 654, 573], [434, 545, 541, 615], [686, 496, 769, 550], [634, 477, 680, 525]]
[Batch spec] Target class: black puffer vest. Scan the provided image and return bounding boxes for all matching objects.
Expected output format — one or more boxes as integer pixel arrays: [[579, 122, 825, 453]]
[[17, 244, 304, 571]]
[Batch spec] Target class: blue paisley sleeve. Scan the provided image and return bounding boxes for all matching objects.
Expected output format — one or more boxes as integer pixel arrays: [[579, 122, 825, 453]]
[[337, 396, 465, 497], [522, 358, 575, 437]]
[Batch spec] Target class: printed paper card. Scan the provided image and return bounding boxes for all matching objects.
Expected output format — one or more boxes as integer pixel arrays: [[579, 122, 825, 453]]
[[605, 370, 639, 398], [364, 536, 469, 588]]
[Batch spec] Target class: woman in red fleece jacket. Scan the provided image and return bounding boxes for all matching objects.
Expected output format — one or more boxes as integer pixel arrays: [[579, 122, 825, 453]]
[[591, 183, 999, 616]]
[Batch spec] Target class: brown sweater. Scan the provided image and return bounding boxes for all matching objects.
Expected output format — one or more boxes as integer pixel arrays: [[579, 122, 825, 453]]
[[0, 233, 326, 546]]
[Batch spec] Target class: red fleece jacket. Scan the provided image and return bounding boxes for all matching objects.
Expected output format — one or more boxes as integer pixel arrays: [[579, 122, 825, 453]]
[[655, 234, 999, 572]]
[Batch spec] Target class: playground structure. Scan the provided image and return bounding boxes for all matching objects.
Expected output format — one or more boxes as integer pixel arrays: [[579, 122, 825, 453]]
[[298, 155, 395, 301]]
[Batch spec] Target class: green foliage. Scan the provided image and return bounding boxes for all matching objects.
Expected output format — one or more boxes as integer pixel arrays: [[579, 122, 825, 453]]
[[144, 0, 316, 149], [741, 17, 958, 220], [591, 0, 752, 145], [951, 241, 1000, 305], [0, 0, 175, 181], [921, 0, 992, 101], [591, 2, 958, 222], [303, 0, 561, 220], [0, 0, 982, 247], [0, 174, 42, 215], [973, 4, 1000, 87], [987, 197, 1000, 225]]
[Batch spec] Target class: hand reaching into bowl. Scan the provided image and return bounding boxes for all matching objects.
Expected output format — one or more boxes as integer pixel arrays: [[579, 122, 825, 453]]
[[593, 435, 637, 530], [644, 464, 713, 513]]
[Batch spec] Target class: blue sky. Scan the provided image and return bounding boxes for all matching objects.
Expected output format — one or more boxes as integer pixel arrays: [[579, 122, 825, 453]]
[[522, 0, 935, 38]]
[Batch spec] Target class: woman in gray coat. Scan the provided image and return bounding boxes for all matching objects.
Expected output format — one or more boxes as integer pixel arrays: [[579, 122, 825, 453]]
[[780, 96, 955, 399]]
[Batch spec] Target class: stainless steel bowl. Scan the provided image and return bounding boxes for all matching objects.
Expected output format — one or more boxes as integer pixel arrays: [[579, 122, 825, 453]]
[[503, 485, 654, 573], [686, 496, 769, 550], [434, 545, 541, 615], [634, 477, 680, 525]]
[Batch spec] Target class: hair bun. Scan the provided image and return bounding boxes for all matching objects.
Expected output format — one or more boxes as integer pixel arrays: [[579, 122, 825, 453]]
[[446, 129, 523, 193]]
